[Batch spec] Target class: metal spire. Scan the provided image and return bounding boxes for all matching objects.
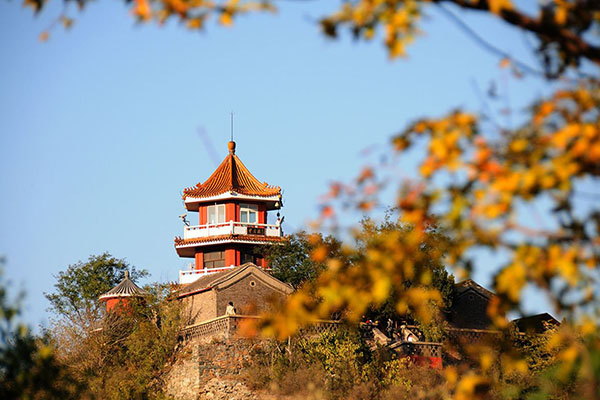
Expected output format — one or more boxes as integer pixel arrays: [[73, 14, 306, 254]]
[[230, 111, 234, 142]]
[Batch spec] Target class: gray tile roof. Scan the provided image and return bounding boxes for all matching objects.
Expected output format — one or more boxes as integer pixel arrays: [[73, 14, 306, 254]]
[[99, 271, 147, 300]]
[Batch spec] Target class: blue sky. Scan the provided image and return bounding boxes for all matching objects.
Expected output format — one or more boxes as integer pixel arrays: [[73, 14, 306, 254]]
[[1, 1, 554, 327]]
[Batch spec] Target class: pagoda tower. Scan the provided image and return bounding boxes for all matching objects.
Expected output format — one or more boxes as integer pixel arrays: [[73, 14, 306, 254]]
[[174, 141, 285, 284]]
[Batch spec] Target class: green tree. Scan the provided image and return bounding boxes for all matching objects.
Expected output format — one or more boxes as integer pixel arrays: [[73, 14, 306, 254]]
[[265, 232, 343, 289], [0, 259, 84, 400], [83, 283, 182, 400], [45, 252, 147, 332], [45, 254, 181, 399]]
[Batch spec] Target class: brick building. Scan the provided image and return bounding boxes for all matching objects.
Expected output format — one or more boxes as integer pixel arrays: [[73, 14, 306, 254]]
[[447, 279, 495, 329], [177, 263, 293, 325]]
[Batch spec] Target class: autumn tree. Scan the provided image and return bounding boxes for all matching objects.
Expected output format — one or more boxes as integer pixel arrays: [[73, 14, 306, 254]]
[[22, 0, 600, 397]]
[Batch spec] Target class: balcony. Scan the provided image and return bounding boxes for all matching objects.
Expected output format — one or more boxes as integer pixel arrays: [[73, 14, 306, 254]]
[[179, 265, 236, 284], [183, 221, 282, 240]]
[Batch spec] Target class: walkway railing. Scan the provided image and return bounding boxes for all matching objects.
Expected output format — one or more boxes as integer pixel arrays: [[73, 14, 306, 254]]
[[446, 327, 501, 342], [179, 315, 340, 343], [390, 341, 443, 358]]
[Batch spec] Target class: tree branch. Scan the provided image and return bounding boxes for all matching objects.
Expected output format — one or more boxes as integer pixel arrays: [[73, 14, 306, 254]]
[[437, 0, 600, 65]]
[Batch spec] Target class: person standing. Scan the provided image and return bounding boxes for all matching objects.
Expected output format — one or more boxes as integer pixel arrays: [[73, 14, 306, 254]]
[[225, 301, 236, 316], [386, 318, 394, 339]]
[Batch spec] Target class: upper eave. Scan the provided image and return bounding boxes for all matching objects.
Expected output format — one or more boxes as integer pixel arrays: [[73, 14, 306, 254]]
[[183, 192, 281, 211]]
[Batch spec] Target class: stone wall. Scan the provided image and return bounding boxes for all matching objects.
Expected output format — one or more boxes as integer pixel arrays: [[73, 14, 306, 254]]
[[182, 290, 217, 325], [164, 338, 265, 400], [216, 274, 287, 316], [164, 343, 201, 400]]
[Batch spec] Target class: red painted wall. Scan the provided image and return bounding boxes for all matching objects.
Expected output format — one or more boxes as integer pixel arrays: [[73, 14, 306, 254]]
[[105, 298, 130, 313], [409, 355, 443, 370]]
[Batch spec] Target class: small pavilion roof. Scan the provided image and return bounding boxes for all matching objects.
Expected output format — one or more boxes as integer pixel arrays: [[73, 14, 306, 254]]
[[99, 271, 147, 300], [182, 141, 281, 200]]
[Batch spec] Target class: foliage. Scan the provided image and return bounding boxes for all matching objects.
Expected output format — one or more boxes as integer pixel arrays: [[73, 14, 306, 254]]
[[245, 328, 449, 400], [24, 0, 600, 78], [45, 255, 180, 399], [20, 0, 600, 397], [295, 328, 367, 392], [265, 232, 343, 290], [0, 260, 84, 400], [358, 216, 455, 327], [81, 286, 182, 400], [45, 252, 147, 333]]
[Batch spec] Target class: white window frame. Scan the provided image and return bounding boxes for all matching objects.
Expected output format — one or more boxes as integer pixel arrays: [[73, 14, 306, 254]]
[[239, 203, 258, 224], [207, 204, 226, 225]]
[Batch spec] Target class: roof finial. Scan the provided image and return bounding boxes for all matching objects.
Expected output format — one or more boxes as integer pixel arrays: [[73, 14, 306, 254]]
[[125, 270, 130, 279], [228, 111, 236, 154]]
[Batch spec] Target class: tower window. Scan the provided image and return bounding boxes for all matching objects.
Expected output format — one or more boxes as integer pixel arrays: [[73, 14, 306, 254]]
[[207, 204, 225, 225], [240, 204, 258, 224], [241, 251, 256, 264], [204, 251, 225, 269]]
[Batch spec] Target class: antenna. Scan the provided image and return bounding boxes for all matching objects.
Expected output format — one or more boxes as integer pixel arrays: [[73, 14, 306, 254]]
[[230, 111, 234, 141]]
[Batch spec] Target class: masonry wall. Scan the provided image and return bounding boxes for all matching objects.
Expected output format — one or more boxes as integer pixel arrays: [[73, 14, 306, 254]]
[[164, 343, 201, 399], [449, 291, 492, 329], [182, 290, 217, 325], [164, 339, 263, 400], [216, 273, 287, 316]]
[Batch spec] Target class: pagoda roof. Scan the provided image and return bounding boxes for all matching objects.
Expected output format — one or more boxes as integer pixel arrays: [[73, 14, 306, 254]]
[[99, 271, 147, 300], [183, 141, 281, 200]]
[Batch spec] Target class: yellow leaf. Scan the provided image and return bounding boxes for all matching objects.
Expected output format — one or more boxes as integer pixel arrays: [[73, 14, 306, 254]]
[[555, 6, 568, 25], [60, 16, 74, 29], [509, 138, 527, 152], [496, 262, 526, 302], [499, 57, 510, 68], [488, 0, 513, 14], [219, 12, 233, 27]]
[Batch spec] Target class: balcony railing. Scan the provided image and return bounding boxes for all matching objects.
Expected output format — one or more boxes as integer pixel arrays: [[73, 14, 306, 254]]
[[183, 221, 282, 240]]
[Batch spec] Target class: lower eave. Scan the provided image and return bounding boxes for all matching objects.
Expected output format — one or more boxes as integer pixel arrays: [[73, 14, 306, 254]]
[[174, 234, 287, 257]]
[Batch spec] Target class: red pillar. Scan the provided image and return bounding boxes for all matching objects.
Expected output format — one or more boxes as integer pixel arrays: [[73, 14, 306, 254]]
[[226, 202, 236, 222], [225, 248, 236, 266], [195, 252, 204, 270], [199, 206, 207, 225]]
